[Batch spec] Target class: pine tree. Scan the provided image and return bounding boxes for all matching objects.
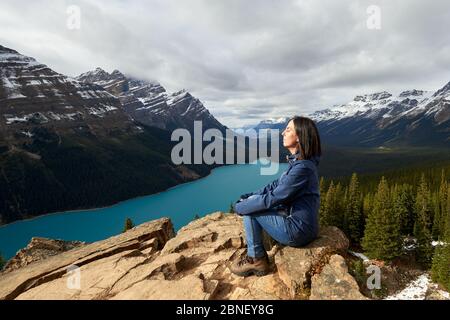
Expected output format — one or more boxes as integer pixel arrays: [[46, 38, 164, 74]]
[[0, 251, 5, 271], [392, 184, 415, 236], [319, 177, 326, 220], [363, 192, 373, 222], [334, 182, 345, 230], [320, 181, 333, 226], [431, 235, 450, 291], [321, 181, 342, 228], [434, 170, 449, 239], [413, 174, 434, 267], [229, 202, 235, 214], [122, 217, 134, 233], [362, 177, 402, 261], [345, 173, 363, 243], [431, 185, 450, 291], [432, 193, 441, 240]]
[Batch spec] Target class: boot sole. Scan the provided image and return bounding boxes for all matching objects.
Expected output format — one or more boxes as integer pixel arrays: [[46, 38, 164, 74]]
[[234, 269, 269, 277]]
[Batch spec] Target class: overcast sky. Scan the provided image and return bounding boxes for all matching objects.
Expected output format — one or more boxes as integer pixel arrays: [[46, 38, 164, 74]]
[[1, 0, 449, 127]]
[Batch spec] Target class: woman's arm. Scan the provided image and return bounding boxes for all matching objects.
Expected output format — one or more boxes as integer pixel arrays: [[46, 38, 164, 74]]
[[235, 165, 310, 215], [239, 178, 280, 200]]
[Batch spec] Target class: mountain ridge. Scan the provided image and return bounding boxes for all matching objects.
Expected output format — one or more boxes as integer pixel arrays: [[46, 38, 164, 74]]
[[76, 67, 228, 134], [251, 81, 450, 147], [0, 45, 218, 225]]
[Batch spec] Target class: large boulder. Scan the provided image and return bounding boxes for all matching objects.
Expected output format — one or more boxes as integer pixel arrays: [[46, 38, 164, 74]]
[[0, 212, 368, 300], [310, 254, 368, 300], [274, 226, 349, 298]]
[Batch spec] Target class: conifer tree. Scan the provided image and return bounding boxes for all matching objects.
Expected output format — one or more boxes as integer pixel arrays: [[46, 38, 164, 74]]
[[229, 202, 235, 214], [393, 184, 415, 236], [320, 181, 335, 227], [319, 177, 326, 221], [321, 181, 345, 228], [0, 251, 5, 271], [362, 177, 402, 261], [432, 194, 441, 240], [413, 174, 434, 267], [334, 182, 345, 230], [122, 217, 134, 233], [434, 170, 448, 239], [363, 192, 373, 222], [345, 173, 363, 243], [431, 185, 450, 291]]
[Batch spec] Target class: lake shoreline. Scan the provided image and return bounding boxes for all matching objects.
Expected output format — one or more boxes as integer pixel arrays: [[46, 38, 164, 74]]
[[0, 164, 220, 229], [0, 158, 285, 229]]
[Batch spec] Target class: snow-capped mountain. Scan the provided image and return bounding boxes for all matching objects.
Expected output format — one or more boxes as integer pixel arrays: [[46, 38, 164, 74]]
[[0, 45, 137, 145], [0, 45, 214, 224], [76, 68, 227, 134], [253, 117, 290, 131], [310, 90, 434, 123], [252, 82, 450, 147]]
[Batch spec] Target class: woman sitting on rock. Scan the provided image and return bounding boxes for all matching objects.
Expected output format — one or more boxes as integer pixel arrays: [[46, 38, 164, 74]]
[[230, 116, 322, 277]]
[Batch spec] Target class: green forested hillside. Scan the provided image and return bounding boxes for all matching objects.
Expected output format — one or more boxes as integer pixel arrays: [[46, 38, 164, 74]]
[[0, 125, 215, 224], [319, 161, 450, 290]]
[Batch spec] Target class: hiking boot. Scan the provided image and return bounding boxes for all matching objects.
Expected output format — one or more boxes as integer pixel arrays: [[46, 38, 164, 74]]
[[229, 254, 270, 277]]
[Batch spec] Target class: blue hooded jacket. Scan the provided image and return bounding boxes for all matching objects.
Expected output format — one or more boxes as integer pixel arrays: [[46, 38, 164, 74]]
[[234, 153, 321, 241]]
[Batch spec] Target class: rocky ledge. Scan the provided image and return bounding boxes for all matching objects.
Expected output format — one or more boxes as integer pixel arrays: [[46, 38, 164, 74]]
[[0, 212, 367, 300]]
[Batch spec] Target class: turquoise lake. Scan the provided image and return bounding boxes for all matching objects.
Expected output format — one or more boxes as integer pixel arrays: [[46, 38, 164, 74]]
[[0, 161, 288, 260]]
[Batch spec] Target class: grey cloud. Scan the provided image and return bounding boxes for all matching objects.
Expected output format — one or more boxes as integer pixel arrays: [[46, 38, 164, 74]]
[[0, 0, 449, 127]]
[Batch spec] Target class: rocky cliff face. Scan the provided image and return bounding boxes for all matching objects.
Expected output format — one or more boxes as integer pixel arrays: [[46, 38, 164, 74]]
[[0, 212, 367, 300], [76, 68, 228, 134], [2, 237, 85, 273], [0, 45, 138, 148], [0, 44, 212, 224]]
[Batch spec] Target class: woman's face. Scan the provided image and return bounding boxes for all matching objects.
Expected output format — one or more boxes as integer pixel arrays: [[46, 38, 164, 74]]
[[282, 120, 299, 149]]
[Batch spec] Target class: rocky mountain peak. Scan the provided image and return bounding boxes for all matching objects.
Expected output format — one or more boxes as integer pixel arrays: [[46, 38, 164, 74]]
[[0, 45, 137, 143], [0, 45, 19, 55], [399, 89, 426, 97], [77, 67, 116, 83], [255, 79, 449, 147], [77, 68, 227, 133], [433, 81, 450, 97], [110, 69, 126, 79], [0, 45, 42, 68], [168, 89, 191, 103], [354, 91, 392, 102]]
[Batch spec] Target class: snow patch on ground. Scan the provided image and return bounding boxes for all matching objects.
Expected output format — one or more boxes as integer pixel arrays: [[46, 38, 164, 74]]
[[348, 250, 370, 262], [432, 241, 446, 247], [385, 274, 430, 300], [384, 273, 449, 300]]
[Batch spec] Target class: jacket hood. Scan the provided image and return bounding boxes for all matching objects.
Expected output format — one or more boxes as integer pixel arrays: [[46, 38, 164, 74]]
[[286, 153, 321, 167]]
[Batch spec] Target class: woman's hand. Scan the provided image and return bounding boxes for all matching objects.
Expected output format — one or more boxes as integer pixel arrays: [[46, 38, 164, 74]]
[[239, 193, 253, 200]]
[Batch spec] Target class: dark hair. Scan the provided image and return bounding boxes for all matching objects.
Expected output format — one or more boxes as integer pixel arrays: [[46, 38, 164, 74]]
[[288, 116, 322, 160]]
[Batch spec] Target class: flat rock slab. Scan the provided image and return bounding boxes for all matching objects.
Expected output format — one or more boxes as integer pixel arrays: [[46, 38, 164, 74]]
[[1, 212, 368, 300], [0, 218, 174, 300]]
